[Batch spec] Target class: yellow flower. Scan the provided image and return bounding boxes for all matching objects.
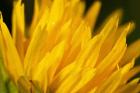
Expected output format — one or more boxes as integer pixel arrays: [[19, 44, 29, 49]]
[[0, 0, 140, 93]]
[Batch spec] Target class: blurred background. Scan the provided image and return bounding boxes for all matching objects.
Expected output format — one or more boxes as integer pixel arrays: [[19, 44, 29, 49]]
[[0, 0, 140, 65]]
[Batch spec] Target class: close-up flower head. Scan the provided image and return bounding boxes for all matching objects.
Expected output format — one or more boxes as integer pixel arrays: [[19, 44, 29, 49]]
[[0, 0, 140, 93]]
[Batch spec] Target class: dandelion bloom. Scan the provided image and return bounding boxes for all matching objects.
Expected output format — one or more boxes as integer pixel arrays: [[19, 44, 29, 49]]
[[0, 0, 140, 93]]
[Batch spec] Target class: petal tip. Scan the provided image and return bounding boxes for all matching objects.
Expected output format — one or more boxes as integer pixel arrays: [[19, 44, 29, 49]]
[[0, 11, 3, 21]]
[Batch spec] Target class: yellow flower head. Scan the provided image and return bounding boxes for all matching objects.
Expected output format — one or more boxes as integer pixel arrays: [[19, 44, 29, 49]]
[[0, 0, 140, 93]]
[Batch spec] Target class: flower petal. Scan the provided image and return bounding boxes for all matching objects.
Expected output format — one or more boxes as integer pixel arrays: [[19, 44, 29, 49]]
[[0, 14, 24, 82], [84, 1, 101, 30]]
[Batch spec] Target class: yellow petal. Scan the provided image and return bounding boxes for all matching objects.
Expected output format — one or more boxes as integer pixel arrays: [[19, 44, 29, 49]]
[[121, 58, 135, 76], [51, 62, 76, 90], [71, 21, 91, 48], [24, 8, 49, 77], [121, 39, 140, 65], [96, 31, 126, 74], [123, 66, 140, 83], [71, 68, 96, 93], [70, 1, 85, 18], [77, 11, 126, 92], [84, 1, 101, 30], [96, 70, 122, 93], [75, 34, 101, 67], [97, 11, 119, 62], [28, 0, 40, 36], [116, 78, 140, 93], [55, 68, 81, 93], [47, 0, 64, 30], [0, 15, 24, 82], [12, 0, 25, 61], [97, 22, 134, 72], [32, 41, 65, 91]]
